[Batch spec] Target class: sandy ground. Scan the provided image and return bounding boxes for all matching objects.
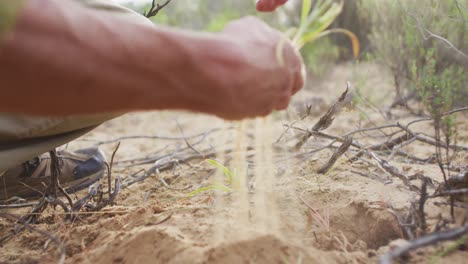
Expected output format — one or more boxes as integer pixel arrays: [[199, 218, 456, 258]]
[[1, 62, 467, 264]]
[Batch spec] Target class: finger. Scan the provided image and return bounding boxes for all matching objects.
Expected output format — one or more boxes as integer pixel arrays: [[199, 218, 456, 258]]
[[274, 76, 293, 110], [274, 94, 291, 110], [259, 109, 273, 117], [281, 40, 304, 94], [256, 0, 274, 12], [256, 0, 288, 12], [292, 63, 305, 95]]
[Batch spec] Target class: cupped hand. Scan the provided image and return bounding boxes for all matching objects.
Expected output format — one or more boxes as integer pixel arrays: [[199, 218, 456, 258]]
[[214, 16, 304, 120]]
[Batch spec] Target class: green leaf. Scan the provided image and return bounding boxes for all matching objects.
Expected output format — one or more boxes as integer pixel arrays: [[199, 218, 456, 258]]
[[293, 0, 342, 47], [301, 0, 312, 26], [185, 183, 232, 198], [299, 1, 343, 46], [206, 159, 233, 184], [303, 28, 360, 58]]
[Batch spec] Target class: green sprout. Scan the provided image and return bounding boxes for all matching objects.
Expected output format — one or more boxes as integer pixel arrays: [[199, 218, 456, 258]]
[[290, 0, 360, 56], [185, 159, 235, 199]]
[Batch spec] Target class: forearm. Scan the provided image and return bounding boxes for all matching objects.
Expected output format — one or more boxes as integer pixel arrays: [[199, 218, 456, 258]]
[[0, 0, 235, 115]]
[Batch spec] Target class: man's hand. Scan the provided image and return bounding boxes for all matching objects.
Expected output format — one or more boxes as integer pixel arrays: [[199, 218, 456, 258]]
[[256, 0, 288, 12], [210, 16, 304, 120]]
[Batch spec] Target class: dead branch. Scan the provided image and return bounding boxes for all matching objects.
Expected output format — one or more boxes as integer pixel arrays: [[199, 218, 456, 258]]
[[120, 149, 216, 189], [312, 85, 349, 132], [431, 188, 468, 198], [287, 124, 430, 165], [379, 224, 468, 264], [294, 84, 350, 150], [154, 213, 173, 225], [433, 201, 468, 210], [317, 136, 353, 174], [342, 124, 400, 138], [108, 142, 120, 198], [121, 146, 254, 189], [0, 202, 37, 209], [286, 110, 467, 167], [81, 127, 227, 146], [342, 111, 468, 152], [275, 104, 313, 143], [113, 127, 227, 167], [417, 179, 429, 234], [369, 133, 414, 151], [1, 144, 124, 243], [387, 204, 417, 240], [405, 106, 468, 128], [48, 149, 60, 198], [0, 198, 47, 244], [388, 137, 417, 161], [350, 170, 390, 184], [144, 0, 172, 18], [367, 151, 420, 192], [91, 177, 121, 212], [409, 132, 468, 152], [176, 121, 204, 158]]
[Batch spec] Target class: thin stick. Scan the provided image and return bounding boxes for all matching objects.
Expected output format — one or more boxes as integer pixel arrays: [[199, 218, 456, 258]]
[[108, 142, 120, 198], [295, 85, 350, 150], [379, 225, 468, 264], [144, 0, 172, 18], [82, 127, 227, 145], [317, 136, 353, 174], [0, 202, 38, 209], [431, 188, 468, 198]]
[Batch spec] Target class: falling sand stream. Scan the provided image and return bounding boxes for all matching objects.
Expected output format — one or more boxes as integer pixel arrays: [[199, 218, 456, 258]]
[[213, 117, 283, 244]]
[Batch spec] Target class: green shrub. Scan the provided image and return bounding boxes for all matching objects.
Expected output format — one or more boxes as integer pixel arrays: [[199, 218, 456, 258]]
[[360, 0, 467, 111]]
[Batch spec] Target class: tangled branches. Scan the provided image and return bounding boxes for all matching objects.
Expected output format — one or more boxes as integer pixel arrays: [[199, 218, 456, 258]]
[[279, 82, 468, 263]]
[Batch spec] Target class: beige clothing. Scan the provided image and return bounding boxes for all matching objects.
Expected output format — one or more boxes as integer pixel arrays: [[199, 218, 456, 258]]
[[0, 0, 152, 172]]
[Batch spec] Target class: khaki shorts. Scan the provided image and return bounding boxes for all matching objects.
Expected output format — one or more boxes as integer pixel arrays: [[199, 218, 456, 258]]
[[0, 0, 152, 172]]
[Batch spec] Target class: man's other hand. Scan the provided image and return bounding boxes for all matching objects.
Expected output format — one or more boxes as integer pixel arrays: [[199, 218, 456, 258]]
[[256, 0, 288, 12]]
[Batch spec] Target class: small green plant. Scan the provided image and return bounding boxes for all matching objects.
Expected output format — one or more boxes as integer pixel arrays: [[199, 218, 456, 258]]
[[205, 159, 234, 184], [411, 49, 464, 118], [292, 0, 359, 56], [361, 0, 466, 108], [275, 0, 359, 74], [185, 159, 234, 199]]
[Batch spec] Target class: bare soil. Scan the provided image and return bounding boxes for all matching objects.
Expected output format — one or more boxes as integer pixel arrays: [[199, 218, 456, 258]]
[[1, 62, 467, 264]]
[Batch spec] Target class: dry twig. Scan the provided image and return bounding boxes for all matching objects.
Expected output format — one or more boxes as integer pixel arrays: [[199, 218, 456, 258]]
[[295, 84, 350, 150], [144, 0, 172, 18], [317, 136, 353, 174], [379, 225, 468, 264]]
